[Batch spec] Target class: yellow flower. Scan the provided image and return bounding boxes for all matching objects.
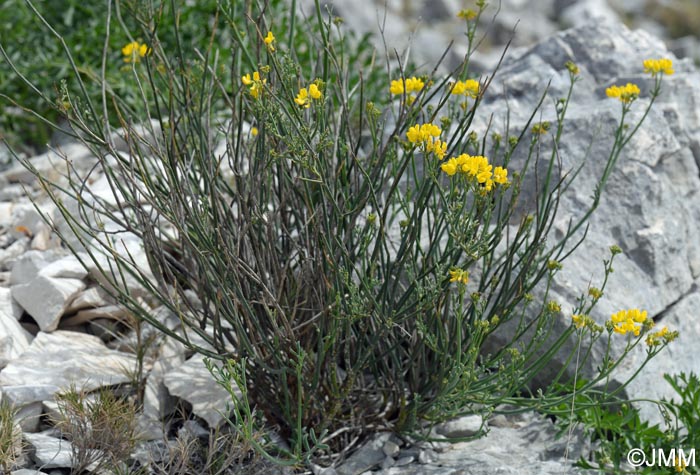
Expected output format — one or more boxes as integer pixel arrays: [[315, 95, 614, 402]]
[[390, 76, 425, 104], [449, 268, 469, 285], [610, 308, 648, 336], [645, 326, 678, 346], [405, 77, 425, 93], [531, 121, 550, 134], [441, 158, 458, 176], [295, 87, 311, 108], [242, 71, 265, 99], [309, 83, 322, 100], [425, 138, 447, 159], [264, 31, 276, 52], [450, 79, 480, 98], [565, 61, 580, 76], [122, 41, 150, 63], [588, 287, 603, 299], [406, 123, 441, 144], [457, 9, 477, 20], [645, 326, 667, 346], [643, 58, 673, 76], [493, 166, 508, 184], [571, 314, 603, 333], [459, 155, 491, 183], [606, 83, 640, 104], [390, 79, 405, 95], [250, 82, 264, 99], [250, 127, 259, 136]]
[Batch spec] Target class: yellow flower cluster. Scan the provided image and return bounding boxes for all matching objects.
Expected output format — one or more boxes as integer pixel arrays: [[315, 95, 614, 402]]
[[450, 79, 480, 99], [645, 326, 678, 347], [294, 83, 323, 108], [264, 31, 276, 52], [242, 71, 266, 100], [390, 77, 425, 104], [457, 9, 477, 21], [610, 308, 648, 336], [440, 153, 508, 191], [606, 83, 640, 104], [406, 123, 447, 159], [572, 314, 603, 333], [121, 41, 150, 63], [390, 77, 425, 96], [407, 123, 440, 143], [643, 58, 673, 76], [449, 268, 469, 285]]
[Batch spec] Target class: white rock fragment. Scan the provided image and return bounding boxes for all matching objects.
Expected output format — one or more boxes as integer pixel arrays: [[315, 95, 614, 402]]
[[162, 354, 235, 428], [23, 431, 74, 469], [9, 250, 61, 286], [2, 142, 94, 185], [0, 287, 31, 368], [39, 254, 88, 280], [12, 276, 85, 332], [433, 414, 484, 439], [0, 331, 137, 393], [64, 286, 111, 314], [0, 238, 30, 269]]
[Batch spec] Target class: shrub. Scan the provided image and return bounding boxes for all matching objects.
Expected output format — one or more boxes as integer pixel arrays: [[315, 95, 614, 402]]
[[53, 385, 138, 474], [0, 400, 23, 473], [1, 0, 677, 468]]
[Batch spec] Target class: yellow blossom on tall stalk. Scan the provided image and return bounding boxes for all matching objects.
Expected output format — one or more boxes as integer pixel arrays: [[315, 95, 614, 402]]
[[264, 31, 276, 52], [309, 83, 322, 99], [493, 166, 508, 184], [242, 71, 266, 100], [406, 123, 441, 144], [450, 79, 480, 98], [645, 326, 678, 347], [295, 83, 323, 108], [643, 58, 674, 76], [121, 41, 150, 63], [457, 8, 477, 21], [610, 308, 649, 336], [571, 314, 603, 333], [295, 88, 311, 108], [440, 153, 509, 191], [406, 123, 447, 158], [606, 83, 640, 104], [449, 268, 469, 285], [426, 139, 447, 160], [390, 76, 425, 96]]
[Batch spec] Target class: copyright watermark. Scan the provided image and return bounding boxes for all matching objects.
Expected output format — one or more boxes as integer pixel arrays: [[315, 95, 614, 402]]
[[627, 448, 695, 470]]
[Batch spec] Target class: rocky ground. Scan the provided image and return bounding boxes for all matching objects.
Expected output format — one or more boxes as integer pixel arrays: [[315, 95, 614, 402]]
[[2, 0, 700, 474]]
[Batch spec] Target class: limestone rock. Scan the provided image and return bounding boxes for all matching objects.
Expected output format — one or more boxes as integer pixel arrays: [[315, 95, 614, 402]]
[[23, 431, 74, 469], [336, 433, 393, 475], [9, 250, 62, 286], [0, 331, 137, 400], [368, 413, 585, 475], [64, 286, 111, 314], [433, 414, 484, 439], [162, 354, 234, 428], [0, 286, 31, 368], [472, 18, 700, 408], [1, 142, 94, 185], [12, 276, 85, 332]]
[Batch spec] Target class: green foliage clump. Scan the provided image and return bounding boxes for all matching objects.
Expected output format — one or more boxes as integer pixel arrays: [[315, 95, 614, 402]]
[[0, 0, 678, 469], [550, 372, 700, 474]]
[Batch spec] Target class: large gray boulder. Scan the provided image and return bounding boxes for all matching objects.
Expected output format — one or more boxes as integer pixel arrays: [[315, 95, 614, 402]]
[[474, 18, 700, 419]]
